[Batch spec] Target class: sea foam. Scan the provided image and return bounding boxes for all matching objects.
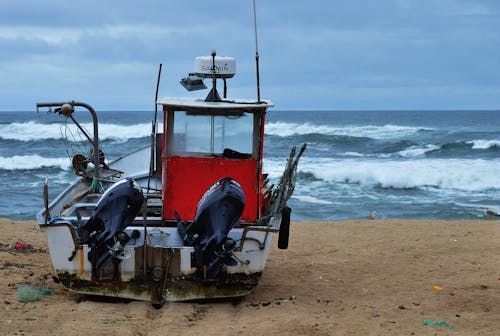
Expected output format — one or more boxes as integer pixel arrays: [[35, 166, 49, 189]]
[[292, 195, 333, 205], [265, 122, 428, 139], [265, 157, 500, 192], [340, 144, 439, 158], [0, 155, 70, 170], [466, 139, 500, 149], [397, 144, 440, 157], [0, 121, 154, 142]]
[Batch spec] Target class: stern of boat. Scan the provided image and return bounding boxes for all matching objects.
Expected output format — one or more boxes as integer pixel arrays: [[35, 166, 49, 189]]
[[42, 220, 275, 302]]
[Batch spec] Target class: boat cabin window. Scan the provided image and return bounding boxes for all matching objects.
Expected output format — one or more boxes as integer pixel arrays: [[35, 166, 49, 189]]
[[172, 111, 254, 156]]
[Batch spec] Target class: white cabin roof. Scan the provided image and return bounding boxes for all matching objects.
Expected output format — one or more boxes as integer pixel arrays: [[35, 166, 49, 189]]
[[157, 97, 274, 110]]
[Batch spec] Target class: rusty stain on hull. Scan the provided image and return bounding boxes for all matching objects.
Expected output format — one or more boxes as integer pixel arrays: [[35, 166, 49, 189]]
[[57, 271, 262, 302]]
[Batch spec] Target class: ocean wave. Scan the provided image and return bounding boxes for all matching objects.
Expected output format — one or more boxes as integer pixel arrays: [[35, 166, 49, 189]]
[[0, 155, 71, 170], [292, 195, 333, 205], [337, 152, 393, 159], [265, 121, 429, 139], [466, 139, 500, 149], [341, 140, 498, 159], [341, 151, 367, 157], [264, 157, 500, 192], [296, 171, 323, 181], [396, 144, 440, 157], [455, 202, 500, 212], [337, 145, 438, 158], [0, 121, 154, 142]]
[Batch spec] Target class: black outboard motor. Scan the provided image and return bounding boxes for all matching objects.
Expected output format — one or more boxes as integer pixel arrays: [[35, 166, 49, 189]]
[[177, 177, 245, 279], [82, 178, 144, 280]]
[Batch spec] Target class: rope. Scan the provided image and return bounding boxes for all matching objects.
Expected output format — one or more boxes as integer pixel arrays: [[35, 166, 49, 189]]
[[90, 176, 103, 193], [60, 119, 91, 163]]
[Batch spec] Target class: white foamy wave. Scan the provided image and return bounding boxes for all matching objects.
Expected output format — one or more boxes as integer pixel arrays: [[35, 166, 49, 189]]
[[397, 144, 439, 157], [265, 122, 427, 139], [292, 195, 333, 205], [342, 144, 438, 158], [0, 121, 156, 142], [466, 139, 500, 149], [455, 202, 500, 214], [0, 155, 71, 170], [342, 151, 366, 157], [340, 152, 391, 159], [264, 157, 500, 192]]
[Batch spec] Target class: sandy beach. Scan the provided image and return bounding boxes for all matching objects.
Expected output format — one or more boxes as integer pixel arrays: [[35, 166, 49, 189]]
[[0, 218, 498, 335]]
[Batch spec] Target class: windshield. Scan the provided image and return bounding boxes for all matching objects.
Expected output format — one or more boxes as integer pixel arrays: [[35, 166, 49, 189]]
[[172, 111, 254, 155]]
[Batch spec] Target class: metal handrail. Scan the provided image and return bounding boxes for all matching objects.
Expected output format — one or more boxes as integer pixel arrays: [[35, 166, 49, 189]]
[[36, 101, 100, 179]]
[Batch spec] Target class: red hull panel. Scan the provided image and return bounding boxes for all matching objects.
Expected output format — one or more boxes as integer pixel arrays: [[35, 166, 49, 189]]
[[163, 156, 259, 221]]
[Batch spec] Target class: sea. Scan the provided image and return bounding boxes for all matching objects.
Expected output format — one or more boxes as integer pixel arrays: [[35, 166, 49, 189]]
[[1, 109, 500, 221]]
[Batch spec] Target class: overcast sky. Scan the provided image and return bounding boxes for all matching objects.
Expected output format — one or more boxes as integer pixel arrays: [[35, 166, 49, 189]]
[[1, 0, 499, 111]]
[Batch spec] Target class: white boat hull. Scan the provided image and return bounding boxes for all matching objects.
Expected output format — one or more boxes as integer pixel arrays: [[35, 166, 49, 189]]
[[42, 221, 276, 302]]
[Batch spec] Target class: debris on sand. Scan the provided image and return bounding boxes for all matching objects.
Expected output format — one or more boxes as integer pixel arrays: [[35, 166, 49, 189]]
[[0, 241, 45, 253], [17, 284, 54, 302]]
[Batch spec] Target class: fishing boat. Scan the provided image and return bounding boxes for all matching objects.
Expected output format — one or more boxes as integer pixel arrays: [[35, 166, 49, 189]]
[[35, 49, 305, 305]]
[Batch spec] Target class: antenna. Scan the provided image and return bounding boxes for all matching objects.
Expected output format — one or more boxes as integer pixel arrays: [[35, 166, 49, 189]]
[[253, 0, 261, 103], [211, 49, 218, 102], [147, 63, 162, 194]]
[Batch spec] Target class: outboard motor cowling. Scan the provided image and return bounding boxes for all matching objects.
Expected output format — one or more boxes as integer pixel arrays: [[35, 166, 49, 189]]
[[177, 177, 245, 279], [82, 178, 144, 279]]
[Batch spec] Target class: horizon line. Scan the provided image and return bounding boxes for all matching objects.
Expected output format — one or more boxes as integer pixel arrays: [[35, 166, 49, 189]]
[[1, 108, 500, 113]]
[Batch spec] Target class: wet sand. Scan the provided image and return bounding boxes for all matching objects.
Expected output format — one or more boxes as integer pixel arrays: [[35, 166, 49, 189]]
[[0, 218, 498, 335]]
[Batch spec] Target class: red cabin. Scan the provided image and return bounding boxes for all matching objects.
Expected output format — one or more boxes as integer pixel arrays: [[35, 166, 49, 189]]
[[158, 98, 273, 224]]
